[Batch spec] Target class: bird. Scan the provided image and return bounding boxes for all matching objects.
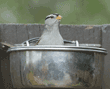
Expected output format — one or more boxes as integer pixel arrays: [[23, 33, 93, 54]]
[[37, 13, 64, 45]]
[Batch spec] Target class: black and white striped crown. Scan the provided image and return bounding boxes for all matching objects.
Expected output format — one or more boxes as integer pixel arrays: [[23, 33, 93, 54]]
[[45, 13, 59, 20]]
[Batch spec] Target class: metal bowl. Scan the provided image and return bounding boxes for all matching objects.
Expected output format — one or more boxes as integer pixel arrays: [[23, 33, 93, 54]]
[[7, 45, 107, 88]]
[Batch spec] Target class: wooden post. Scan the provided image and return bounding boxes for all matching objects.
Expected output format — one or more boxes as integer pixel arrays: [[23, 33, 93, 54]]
[[0, 24, 110, 89]]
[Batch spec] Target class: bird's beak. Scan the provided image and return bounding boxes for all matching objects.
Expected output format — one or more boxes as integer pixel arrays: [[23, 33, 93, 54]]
[[56, 15, 62, 20]]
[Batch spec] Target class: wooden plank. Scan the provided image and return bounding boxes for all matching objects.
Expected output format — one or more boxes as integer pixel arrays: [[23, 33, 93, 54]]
[[16, 24, 28, 44], [0, 24, 4, 43], [60, 25, 101, 44], [101, 25, 110, 89], [74, 25, 85, 43], [83, 27, 91, 43], [1, 50, 13, 89], [0, 24, 17, 45], [0, 24, 3, 42], [70, 26, 77, 41], [26, 24, 40, 39], [60, 25, 74, 41], [0, 24, 101, 45], [83, 25, 101, 44], [60, 25, 85, 42], [93, 26, 102, 44]]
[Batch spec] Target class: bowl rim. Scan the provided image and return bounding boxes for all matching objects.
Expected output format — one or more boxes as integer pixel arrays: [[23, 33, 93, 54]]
[[7, 45, 107, 54]]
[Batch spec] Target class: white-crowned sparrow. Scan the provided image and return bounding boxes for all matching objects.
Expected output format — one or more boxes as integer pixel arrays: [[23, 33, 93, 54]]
[[38, 13, 64, 45]]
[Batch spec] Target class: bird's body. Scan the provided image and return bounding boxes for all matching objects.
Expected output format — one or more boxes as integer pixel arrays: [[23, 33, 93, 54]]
[[38, 13, 64, 45]]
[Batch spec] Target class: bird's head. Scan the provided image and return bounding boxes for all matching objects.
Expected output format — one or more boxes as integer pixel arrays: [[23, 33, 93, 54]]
[[45, 13, 62, 26]]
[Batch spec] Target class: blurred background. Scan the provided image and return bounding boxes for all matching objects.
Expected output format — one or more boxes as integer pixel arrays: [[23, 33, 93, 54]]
[[0, 0, 110, 25]]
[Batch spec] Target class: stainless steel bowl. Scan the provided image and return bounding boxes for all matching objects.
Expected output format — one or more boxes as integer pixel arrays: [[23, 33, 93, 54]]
[[7, 45, 107, 88]]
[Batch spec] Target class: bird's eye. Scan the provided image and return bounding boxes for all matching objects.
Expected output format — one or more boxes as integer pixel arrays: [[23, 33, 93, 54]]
[[50, 16, 54, 19]]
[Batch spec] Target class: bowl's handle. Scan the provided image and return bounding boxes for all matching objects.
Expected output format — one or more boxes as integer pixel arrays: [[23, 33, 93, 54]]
[[22, 37, 79, 46], [26, 41, 30, 46]]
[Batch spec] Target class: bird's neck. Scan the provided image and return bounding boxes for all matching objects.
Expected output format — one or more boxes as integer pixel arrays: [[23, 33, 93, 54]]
[[45, 24, 60, 31]]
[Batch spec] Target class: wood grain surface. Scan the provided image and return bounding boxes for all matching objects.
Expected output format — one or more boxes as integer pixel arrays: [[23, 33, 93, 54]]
[[0, 24, 109, 89]]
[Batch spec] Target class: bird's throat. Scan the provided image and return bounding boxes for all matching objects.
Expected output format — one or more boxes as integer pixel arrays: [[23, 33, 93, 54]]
[[46, 24, 59, 31]]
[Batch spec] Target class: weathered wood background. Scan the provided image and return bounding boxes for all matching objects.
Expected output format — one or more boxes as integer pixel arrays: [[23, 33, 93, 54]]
[[0, 24, 110, 89]]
